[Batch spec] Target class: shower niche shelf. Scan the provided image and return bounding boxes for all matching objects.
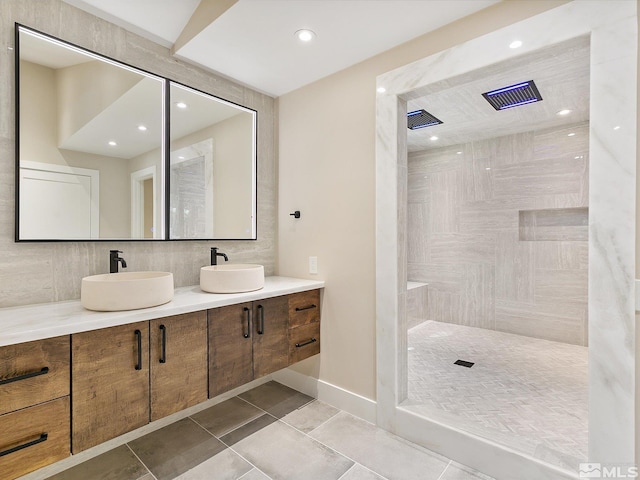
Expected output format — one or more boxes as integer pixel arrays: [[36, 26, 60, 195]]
[[518, 207, 588, 241]]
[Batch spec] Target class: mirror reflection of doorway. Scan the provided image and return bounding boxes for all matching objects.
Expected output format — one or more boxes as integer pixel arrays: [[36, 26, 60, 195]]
[[130, 166, 157, 239], [19, 161, 99, 239]]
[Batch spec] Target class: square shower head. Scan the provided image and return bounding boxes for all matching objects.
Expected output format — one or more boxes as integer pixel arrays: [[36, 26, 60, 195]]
[[407, 109, 443, 130], [482, 80, 543, 111]]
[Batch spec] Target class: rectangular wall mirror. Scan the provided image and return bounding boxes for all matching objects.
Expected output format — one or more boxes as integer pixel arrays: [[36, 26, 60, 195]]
[[15, 24, 258, 241], [169, 83, 256, 240], [16, 25, 165, 240]]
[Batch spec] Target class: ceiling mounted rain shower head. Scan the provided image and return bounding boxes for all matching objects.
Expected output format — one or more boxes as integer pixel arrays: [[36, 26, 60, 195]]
[[482, 80, 543, 111], [407, 109, 443, 130]]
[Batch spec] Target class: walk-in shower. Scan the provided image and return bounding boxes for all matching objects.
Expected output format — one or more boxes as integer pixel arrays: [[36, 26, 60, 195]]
[[376, 3, 637, 478]]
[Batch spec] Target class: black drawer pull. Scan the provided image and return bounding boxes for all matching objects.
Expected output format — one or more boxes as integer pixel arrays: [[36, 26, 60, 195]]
[[295, 338, 317, 348], [295, 304, 316, 312], [0, 367, 49, 386], [159, 324, 167, 364], [0, 433, 48, 457], [257, 305, 265, 335], [243, 307, 251, 338], [135, 329, 142, 370]]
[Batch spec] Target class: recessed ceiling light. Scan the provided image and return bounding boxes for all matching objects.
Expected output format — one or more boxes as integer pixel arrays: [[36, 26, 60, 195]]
[[430, 136, 438, 141], [137, 125, 147, 131], [7, 46, 13, 51], [176, 102, 187, 109], [295, 29, 316, 42], [613, 125, 621, 130], [108, 140, 117, 146], [456, 151, 463, 155], [567, 133, 576, 137], [575, 155, 584, 159], [485, 167, 491, 171], [509, 40, 523, 49], [556, 109, 572, 116], [178, 156, 185, 160], [377, 87, 386, 93]]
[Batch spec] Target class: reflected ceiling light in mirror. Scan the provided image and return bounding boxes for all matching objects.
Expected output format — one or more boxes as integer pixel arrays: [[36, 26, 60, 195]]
[[509, 40, 523, 49], [295, 29, 316, 42], [176, 102, 187, 109], [456, 151, 463, 155], [137, 125, 147, 131], [430, 136, 438, 141], [108, 140, 117, 146], [556, 109, 572, 116], [614, 125, 621, 130], [568, 133, 576, 137]]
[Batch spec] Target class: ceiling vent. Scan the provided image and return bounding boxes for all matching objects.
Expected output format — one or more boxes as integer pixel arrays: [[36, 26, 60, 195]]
[[407, 109, 443, 130], [482, 80, 543, 110]]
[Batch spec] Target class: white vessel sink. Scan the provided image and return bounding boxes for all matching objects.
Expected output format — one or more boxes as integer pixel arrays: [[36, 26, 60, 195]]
[[200, 264, 264, 293], [81, 271, 174, 311]]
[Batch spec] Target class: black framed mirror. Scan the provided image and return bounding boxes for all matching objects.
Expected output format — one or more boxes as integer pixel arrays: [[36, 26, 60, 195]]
[[15, 24, 257, 241]]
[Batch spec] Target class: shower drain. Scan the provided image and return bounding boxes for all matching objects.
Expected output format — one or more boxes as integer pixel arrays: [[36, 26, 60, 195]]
[[454, 359, 474, 368]]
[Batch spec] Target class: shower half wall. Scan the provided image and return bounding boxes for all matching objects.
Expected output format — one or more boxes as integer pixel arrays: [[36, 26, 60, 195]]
[[407, 121, 588, 346]]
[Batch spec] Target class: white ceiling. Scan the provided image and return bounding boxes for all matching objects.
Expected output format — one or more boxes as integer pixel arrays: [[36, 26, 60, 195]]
[[406, 36, 591, 152], [61, 0, 499, 97]]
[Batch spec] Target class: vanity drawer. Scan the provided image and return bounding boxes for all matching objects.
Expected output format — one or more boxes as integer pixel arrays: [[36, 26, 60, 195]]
[[0, 336, 70, 415], [288, 290, 320, 328], [0, 396, 70, 480], [289, 322, 320, 364]]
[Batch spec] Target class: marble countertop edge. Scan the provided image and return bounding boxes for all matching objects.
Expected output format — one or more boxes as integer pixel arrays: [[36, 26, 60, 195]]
[[0, 276, 325, 347]]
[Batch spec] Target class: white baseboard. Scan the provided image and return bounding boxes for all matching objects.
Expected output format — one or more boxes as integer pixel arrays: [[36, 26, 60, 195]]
[[271, 368, 377, 423]]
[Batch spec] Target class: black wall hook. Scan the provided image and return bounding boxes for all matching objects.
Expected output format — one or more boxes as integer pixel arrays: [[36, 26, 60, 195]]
[[290, 211, 301, 219]]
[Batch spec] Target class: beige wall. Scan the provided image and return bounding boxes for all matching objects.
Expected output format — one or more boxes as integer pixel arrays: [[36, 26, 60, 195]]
[[1, 0, 276, 307], [277, 0, 570, 400], [56, 60, 141, 144]]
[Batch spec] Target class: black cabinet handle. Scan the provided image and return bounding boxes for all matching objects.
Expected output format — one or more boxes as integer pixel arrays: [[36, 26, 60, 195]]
[[135, 329, 142, 370], [295, 304, 316, 312], [0, 367, 49, 386], [0, 433, 48, 457], [295, 338, 317, 348], [257, 305, 264, 335], [243, 307, 251, 338], [159, 324, 167, 364]]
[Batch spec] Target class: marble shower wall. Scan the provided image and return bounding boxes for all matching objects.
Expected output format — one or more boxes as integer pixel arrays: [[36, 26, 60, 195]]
[[0, 1, 276, 308], [407, 121, 589, 346]]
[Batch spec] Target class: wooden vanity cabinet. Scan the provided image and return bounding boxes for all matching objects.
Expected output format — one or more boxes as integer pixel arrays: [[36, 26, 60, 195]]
[[208, 296, 289, 397], [0, 336, 71, 479], [288, 289, 321, 364], [72, 321, 150, 453], [72, 313, 209, 452], [150, 312, 208, 421]]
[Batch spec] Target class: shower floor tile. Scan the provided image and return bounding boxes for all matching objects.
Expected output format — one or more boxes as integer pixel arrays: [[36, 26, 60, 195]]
[[402, 320, 588, 470]]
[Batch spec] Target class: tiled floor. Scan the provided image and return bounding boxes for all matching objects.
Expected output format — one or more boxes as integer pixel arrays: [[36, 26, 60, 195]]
[[46, 381, 494, 480], [402, 321, 588, 471]]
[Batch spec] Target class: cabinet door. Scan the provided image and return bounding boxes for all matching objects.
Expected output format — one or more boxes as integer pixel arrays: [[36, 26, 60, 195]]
[[208, 303, 253, 397], [150, 312, 208, 421], [253, 296, 289, 378], [72, 322, 149, 452], [0, 397, 70, 480], [0, 336, 69, 416]]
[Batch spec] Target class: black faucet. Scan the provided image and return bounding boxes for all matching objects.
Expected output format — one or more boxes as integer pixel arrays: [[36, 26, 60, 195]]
[[110, 250, 127, 273], [211, 247, 229, 266]]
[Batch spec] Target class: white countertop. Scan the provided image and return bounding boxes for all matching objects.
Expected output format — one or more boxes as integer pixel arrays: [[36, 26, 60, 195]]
[[0, 276, 324, 347]]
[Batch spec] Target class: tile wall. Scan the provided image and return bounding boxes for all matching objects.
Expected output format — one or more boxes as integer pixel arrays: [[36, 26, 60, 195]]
[[407, 121, 589, 345], [0, 0, 276, 308]]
